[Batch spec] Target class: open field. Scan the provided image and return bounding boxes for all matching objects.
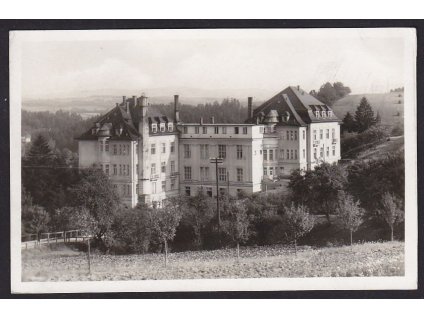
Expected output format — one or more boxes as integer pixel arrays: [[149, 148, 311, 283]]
[[333, 93, 404, 127], [22, 241, 404, 281]]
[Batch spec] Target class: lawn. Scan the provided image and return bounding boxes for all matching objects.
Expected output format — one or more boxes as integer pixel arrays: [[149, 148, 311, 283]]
[[21, 241, 404, 281]]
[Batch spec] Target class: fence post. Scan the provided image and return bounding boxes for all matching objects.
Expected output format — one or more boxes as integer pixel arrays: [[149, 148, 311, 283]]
[[47, 233, 50, 246], [63, 231, 66, 244]]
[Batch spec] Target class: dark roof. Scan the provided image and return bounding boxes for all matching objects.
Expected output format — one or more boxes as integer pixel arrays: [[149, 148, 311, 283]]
[[246, 86, 341, 126], [76, 96, 175, 141]]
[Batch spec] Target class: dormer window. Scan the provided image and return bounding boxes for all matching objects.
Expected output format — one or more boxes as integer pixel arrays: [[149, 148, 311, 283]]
[[315, 111, 320, 118], [168, 123, 173, 132], [328, 111, 333, 117], [321, 111, 326, 118], [160, 123, 165, 132], [152, 123, 158, 133]]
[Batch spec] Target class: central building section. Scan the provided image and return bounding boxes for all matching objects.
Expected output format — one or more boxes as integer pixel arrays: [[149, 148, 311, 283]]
[[178, 119, 264, 197]]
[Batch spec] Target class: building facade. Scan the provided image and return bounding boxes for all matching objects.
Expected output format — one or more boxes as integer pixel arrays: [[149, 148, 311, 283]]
[[77, 86, 341, 208]]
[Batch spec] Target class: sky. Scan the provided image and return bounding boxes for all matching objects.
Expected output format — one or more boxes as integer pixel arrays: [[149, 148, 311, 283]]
[[15, 29, 409, 100]]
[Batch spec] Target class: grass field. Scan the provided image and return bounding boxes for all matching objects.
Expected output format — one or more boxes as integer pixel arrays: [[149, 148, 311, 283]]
[[333, 92, 404, 127], [22, 241, 404, 281]]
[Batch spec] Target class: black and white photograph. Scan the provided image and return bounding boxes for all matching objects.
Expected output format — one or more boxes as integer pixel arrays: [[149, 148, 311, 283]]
[[8, 27, 417, 293]]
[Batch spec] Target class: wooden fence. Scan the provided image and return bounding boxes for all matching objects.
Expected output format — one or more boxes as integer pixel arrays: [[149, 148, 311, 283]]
[[21, 230, 90, 249]]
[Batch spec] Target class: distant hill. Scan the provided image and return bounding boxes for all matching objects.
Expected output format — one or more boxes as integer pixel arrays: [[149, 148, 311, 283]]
[[332, 92, 404, 127]]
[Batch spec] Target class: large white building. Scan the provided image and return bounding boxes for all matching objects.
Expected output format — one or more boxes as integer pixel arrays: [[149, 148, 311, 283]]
[[77, 86, 341, 208]]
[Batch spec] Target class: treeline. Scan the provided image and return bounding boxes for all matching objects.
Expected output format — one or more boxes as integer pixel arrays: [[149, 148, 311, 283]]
[[22, 110, 100, 153], [310, 82, 351, 106]]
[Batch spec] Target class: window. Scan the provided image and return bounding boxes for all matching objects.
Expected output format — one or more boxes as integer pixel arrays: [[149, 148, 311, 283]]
[[222, 127, 227, 134], [219, 188, 226, 196], [170, 141, 175, 153], [184, 144, 191, 158], [136, 164, 138, 175], [214, 126, 219, 134], [168, 123, 173, 132], [315, 111, 320, 118], [200, 144, 209, 159], [113, 164, 117, 175], [105, 140, 109, 152], [171, 161, 175, 174], [206, 187, 213, 197], [185, 186, 191, 196], [326, 129, 330, 139], [119, 144, 122, 155], [237, 168, 243, 182], [218, 168, 227, 181], [160, 143, 165, 153], [202, 126, 207, 134], [151, 143, 156, 155], [183, 126, 188, 134], [119, 164, 122, 175], [332, 145, 336, 156], [171, 179, 175, 190], [313, 130, 317, 141], [195, 126, 200, 134], [286, 149, 290, 159], [218, 145, 226, 159], [127, 165, 130, 176], [294, 131, 298, 140], [320, 129, 323, 140], [162, 181, 166, 192], [184, 166, 192, 180], [303, 130, 306, 140], [152, 182, 157, 194], [151, 163, 156, 175], [234, 127, 239, 134], [326, 147, 330, 157], [99, 141, 104, 152], [303, 149, 306, 159], [263, 167, 267, 175], [269, 149, 274, 161], [314, 148, 317, 159], [269, 167, 273, 176], [161, 162, 166, 173], [105, 164, 109, 175], [152, 124, 157, 133], [286, 131, 290, 140], [200, 167, 209, 181], [295, 150, 298, 160], [290, 131, 294, 140], [113, 144, 117, 155], [280, 149, 284, 159], [243, 127, 248, 134], [322, 111, 326, 118], [160, 123, 165, 132], [332, 128, 335, 139], [320, 147, 324, 158], [328, 111, 333, 117], [236, 145, 243, 159], [263, 149, 267, 161], [123, 164, 126, 176]]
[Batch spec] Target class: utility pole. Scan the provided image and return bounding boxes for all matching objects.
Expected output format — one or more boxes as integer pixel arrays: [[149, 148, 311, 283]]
[[210, 157, 223, 244]]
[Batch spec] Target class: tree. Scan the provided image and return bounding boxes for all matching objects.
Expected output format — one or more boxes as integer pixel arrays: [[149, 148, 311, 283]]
[[222, 200, 251, 260], [288, 163, 348, 224], [342, 112, 356, 133], [379, 192, 404, 241], [69, 168, 120, 242], [314, 82, 351, 106], [354, 97, 376, 133], [335, 193, 364, 246], [375, 111, 382, 125], [22, 189, 50, 238], [333, 82, 352, 99], [184, 192, 215, 249], [150, 202, 183, 267], [283, 203, 315, 254]]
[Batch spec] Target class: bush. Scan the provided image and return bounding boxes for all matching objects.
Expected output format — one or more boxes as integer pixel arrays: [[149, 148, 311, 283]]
[[341, 125, 389, 158]]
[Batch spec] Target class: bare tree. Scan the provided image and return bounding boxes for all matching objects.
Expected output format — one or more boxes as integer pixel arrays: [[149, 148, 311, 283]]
[[379, 192, 404, 241], [335, 193, 364, 246]]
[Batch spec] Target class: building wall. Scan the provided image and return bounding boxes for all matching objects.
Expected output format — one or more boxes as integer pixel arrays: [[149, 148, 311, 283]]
[[307, 122, 341, 170]]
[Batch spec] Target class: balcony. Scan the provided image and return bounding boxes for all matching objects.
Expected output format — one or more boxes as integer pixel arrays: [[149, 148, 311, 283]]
[[150, 174, 159, 181]]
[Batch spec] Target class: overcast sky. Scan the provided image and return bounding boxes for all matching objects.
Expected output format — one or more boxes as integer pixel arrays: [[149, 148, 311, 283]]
[[16, 29, 408, 100]]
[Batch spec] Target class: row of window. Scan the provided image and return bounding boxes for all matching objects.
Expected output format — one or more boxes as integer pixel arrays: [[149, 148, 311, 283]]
[[151, 122, 174, 133], [184, 144, 243, 159], [99, 141, 133, 156], [264, 149, 305, 161], [101, 164, 131, 176], [151, 179, 177, 194], [313, 146, 337, 159], [184, 166, 244, 182], [182, 126, 248, 135], [313, 128, 336, 141], [315, 110, 333, 118], [184, 186, 244, 197], [113, 184, 132, 197], [150, 161, 176, 175], [150, 142, 175, 155]]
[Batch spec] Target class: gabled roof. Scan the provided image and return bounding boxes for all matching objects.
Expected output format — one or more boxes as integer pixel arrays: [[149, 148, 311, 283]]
[[246, 86, 341, 126]]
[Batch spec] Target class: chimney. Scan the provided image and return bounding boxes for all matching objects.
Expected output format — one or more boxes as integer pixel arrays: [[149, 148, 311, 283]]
[[122, 96, 127, 105], [126, 100, 130, 113], [174, 95, 180, 123], [247, 97, 253, 119], [211, 116, 215, 124], [297, 85, 300, 90], [132, 95, 137, 107], [115, 103, 119, 107], [139, 94, 148, 119]]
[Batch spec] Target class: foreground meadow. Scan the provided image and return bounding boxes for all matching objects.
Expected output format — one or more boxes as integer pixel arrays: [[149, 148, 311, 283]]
[[22, 241, 404, 281]]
